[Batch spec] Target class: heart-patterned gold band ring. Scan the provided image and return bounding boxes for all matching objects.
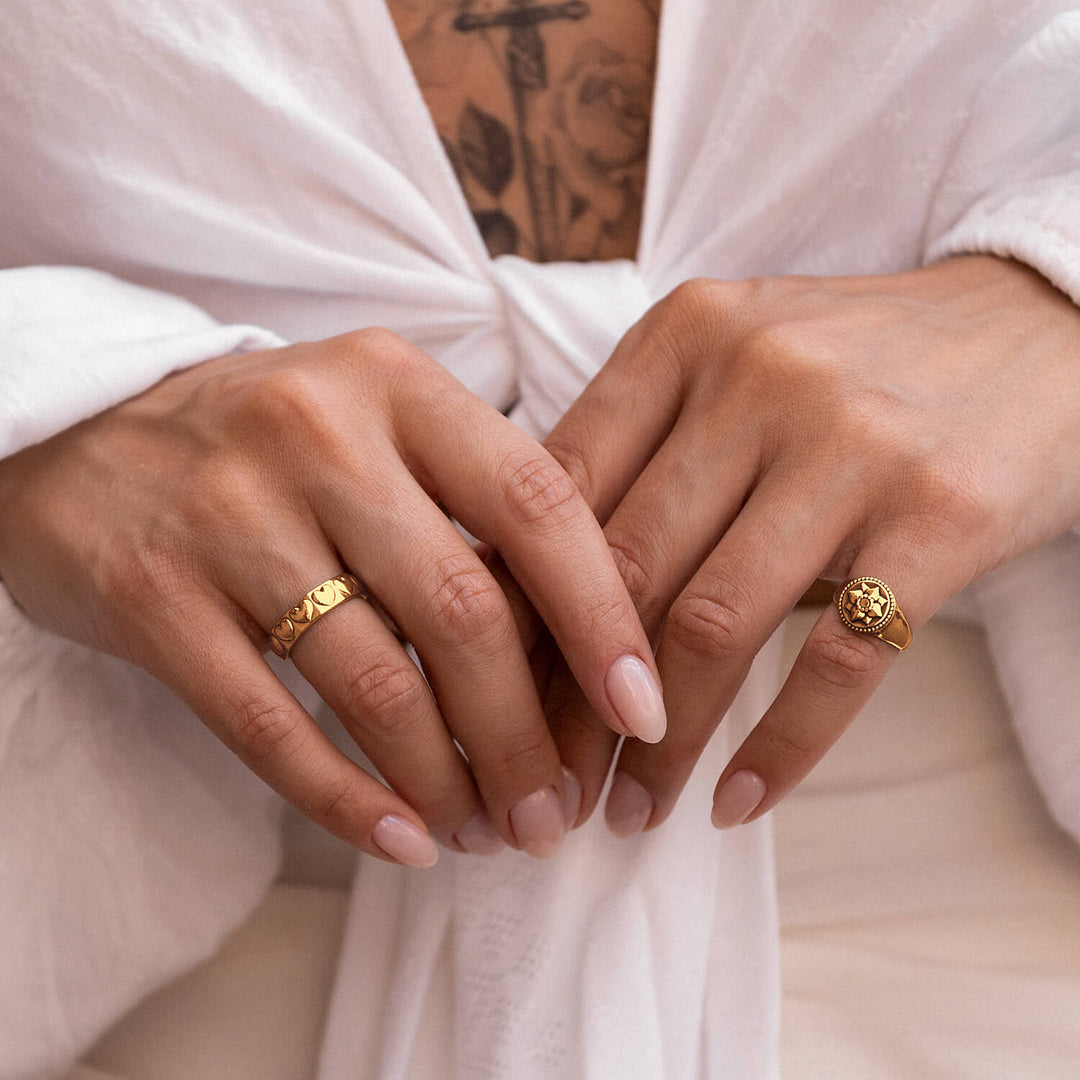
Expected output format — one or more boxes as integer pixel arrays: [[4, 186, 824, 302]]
[[832, 576, 913, 652], [268, 573, 369, 660]]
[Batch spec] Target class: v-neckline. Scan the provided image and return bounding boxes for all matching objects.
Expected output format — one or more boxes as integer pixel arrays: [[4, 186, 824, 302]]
[[372, 0, 670, 270]]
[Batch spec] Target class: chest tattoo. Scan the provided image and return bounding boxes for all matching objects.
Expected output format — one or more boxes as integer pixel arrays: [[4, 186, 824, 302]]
[[388, 0, 659, 261]]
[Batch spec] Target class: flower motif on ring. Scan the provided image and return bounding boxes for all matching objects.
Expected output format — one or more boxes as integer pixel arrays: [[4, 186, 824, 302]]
[[840, 580, 894, 632]]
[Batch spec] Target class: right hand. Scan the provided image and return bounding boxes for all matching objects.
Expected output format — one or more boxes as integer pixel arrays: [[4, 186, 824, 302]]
[[0, 329, 664, 865]]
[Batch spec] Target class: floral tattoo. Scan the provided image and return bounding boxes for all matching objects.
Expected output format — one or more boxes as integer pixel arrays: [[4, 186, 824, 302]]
[[388, 0, 657, 261]]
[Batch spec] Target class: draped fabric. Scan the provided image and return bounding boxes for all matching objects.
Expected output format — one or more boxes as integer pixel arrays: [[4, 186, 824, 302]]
[[0, 2, 1078, 1076]]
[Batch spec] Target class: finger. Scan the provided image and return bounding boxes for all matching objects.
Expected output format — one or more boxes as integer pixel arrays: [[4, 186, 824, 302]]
[[543, 656, 619, 828], [711, 545, 949, 829], [525, 636, 593, 828], [319, 471, 569, 859], [534, 288, 749, 823], [483, 548, 544, 654], [526, 627, 559, 701], [142, 599, 441, 868], [543, 415, 760, 826], [542, 301, 689, 523], [604, 475, 852, 835], [598, 411, 761, 632], [229, 540, 503, 856], [398, 385, 666, 746]]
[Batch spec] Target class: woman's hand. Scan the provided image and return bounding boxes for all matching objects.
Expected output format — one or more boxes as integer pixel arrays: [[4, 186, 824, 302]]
[[0, 329, 662, 865], [534, 255, 1080, 834]]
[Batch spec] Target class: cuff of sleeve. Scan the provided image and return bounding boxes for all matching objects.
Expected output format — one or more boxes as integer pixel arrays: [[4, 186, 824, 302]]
[[923, 186, 1080, 543], [924, 181, 1080, 309], [0, 266, 284, 458]]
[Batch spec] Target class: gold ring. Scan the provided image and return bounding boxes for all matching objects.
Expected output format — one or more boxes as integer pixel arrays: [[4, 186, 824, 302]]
[[832, 576, 912, 652], [268, 573, 369, 660]]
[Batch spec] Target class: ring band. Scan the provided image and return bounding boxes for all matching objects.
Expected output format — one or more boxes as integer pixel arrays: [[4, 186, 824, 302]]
[[832, 576, 912, 652], [269, 573, 369, 660]]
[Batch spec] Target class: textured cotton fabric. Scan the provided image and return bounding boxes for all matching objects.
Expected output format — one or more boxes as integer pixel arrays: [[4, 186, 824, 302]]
[[1, 2, 1079, 1078], [71, 615, 1080, 1080]]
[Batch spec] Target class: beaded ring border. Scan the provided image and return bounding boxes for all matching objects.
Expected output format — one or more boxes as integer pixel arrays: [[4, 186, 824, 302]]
[[269, 573, 369, 660], [832, 576, 913, 652]]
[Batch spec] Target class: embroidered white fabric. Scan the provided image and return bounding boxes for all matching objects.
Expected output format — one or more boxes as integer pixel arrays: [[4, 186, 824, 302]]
[[0, 2, 1078, 1077]]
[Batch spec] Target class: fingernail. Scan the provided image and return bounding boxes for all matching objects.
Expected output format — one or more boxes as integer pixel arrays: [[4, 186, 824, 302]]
[[712, 770, 767, 829], [510, 786, 565, 859], [605, 771, 654, 837], [606, 655, 667, 743], [372, 814, 440, 868], [561, 766, 583, 829], [453, 810, 506, 856]]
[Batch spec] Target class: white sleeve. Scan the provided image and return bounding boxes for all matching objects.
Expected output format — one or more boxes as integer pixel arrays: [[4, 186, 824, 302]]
[[922, 11, 1080, 843], [0, 266, 301, 1079], [0, 264, 283, 457], [923, 11, 1080, 306]]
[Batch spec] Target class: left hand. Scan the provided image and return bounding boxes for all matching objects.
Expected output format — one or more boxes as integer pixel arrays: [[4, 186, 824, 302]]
[[524, 255, 1080, 834]]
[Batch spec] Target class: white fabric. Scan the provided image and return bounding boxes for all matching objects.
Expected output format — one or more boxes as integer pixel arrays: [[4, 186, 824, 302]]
[[80, 885, 351, 1080], [320, 657, 779, 1080], [0, 267, 282, 459], [775, 610, 1080, 1080], [73, 616, 1080, 1080], [1, 1, 1079, 1077]]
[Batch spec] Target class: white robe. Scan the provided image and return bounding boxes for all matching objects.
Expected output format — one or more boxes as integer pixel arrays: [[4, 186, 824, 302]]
[[0, 2, 1078, 1077]]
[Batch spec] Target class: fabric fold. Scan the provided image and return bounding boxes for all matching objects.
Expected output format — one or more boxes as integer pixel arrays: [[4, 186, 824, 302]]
[[0, 588, 316, 1078], [319, 636, 782, 1080], [0, 2, 1078, 1077], [0, 266, 283, 459]]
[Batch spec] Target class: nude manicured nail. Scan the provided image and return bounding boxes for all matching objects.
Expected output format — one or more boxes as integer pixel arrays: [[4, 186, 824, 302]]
[[712, 770, 767, 829], [372, 814, 439, 868], [510, 786, 565, 859], [606, 655, 667, 743], [605, 771, 654, 837], [561, 766, 583, 829], [453, 810, 506, 856]]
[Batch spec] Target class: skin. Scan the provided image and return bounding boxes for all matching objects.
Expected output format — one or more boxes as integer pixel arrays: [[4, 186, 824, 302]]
[[3, 5, 1078, 863], [0, 330, 659, 865], [386, 0, 658, 260], [514, 256, 1080, 834], [0, 0, 669, 869]]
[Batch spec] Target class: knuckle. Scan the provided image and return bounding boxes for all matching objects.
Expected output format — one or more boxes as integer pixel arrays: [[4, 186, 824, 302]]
[[350, 327, 423, 378], [911, 455, 992, 536], [543, 436, 594, 505], [738, 320, 830, 393], [580, 593, 638, 644], [605, 531, 659, 610], [652, 278, 731, 353], [229, 698, 304, 763], [806, 627, 882, 690], [342, 328, 442, 401], [342, 654, 429, 737], [667, 579, 753, 658], [493, 725, 553, 780], [315, 777, 366, 827], [665, 277, 727, 320], [221, 367, 356, 469], [428, 553, 508, 644], [238, 367, 328, 430], [756, 721, 817, 767], [498, 448, 581, 527], [340, 326, 404, 357]]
